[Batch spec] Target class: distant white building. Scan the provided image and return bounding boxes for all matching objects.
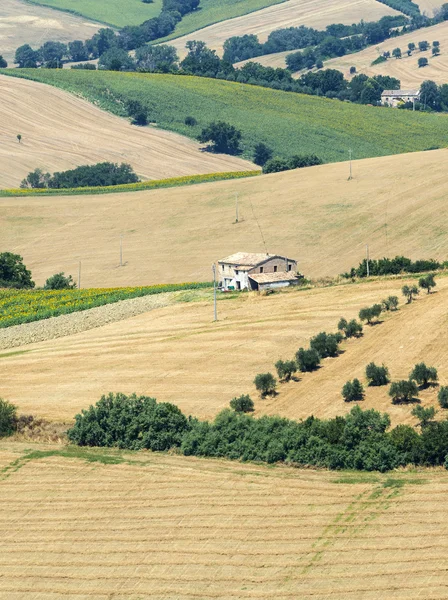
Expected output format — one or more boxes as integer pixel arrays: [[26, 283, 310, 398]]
[[381, 89, 420, 107], [217, 252, 301, 291]]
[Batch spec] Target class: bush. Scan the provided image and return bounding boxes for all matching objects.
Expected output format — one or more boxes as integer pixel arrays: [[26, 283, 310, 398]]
[[254, 373, 277, 396], [418, 57, 428, 68], [127, 100, 149, 125], [366, 362, 390, 386], [409, 362, 438, 387], [0, 398, 17, 437], [230, 394, 254, 412], [44, 272, 76, 290], [342, 378, 364, 402], [295, 347, 320, 372], [419, 273, 436, 293], [389, 380, 419, 403], [67, 392, 189, 450], [438, 386, 448, 409], [412, 404, 436, 427], [253, 143, 273, 166], [0, 252, 35, 289], [263, 154, 322, 174], [275, 359, 297, 381], [310, 331, 341, 358], [382, 295, 399, 311], [358, 304, 382, 324], [184, 115, 197, 126]]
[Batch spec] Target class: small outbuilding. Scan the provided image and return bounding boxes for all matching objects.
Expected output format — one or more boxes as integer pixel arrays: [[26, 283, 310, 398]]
[[217, 252, 301, 291]]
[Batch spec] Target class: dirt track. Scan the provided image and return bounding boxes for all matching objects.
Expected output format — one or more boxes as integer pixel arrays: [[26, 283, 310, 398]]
[[0, 75, 255, 188]]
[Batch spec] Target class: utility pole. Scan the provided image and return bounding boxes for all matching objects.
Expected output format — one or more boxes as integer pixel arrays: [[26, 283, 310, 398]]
[[348, 149, 353, 180], [212, 264, 218, 321], [120, 234, 123, 267], [235, 193, 239, 223], [366, 244, 370, 277], [78, 260, 81, 289]]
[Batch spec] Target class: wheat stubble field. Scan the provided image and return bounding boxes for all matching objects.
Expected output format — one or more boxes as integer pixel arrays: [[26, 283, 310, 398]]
[[0, 443, 447, 600], [168, 0, 399, 58], [0, 75, 254, 188]]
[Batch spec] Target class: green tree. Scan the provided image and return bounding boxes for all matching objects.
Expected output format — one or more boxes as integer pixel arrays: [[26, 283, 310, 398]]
[[345, 319, 363, 338], [253, 143, 273, 166], [275, 359, 297, 381], [382, 295, 399, 311], [15, 44, 40, 68], [419, 273, 436, 293], [230, 394, 254, 412], [44, 272, 76, 290], [438, 386, 448, 409], [408, 42, 416, 53], [310, 331, 341, 358], [418, 57, 429, 68], [389, 380, 419, 403], [366, 362, 390, 386], [412, 404, 436, 427], [198, 121, 242, 155], [342, 378, 364, 402], [68, 40, 89, 62], [295, 348, 320, 372], [392, 47, 402, 59], [40, 41, 66, 67], [99, 47, 135, 71], [402, 284, 419, 303], [126, 100, 148, 126], [0, 55, 7, 68], [135, 44, 178, 72], [359, 304, 382, 324], [17, 134, 22, 144], [433, 46, 441, 56], [409, 362, 438, 388], [20, 168, 50, 189], [254, 373, 277, 396], [420, 80, 441, 110], [418, 40, 429, 51], [0, 252, 34, 289], [0, 399, 17, 437]]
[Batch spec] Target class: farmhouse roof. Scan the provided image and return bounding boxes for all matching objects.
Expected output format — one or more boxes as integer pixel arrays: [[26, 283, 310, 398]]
[[381, 89, 420, 97], [218, 252, 272, 266], [248, 272, 300, 284]]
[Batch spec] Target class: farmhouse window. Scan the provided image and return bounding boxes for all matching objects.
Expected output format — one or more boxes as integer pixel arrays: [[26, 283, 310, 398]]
[[260, 267, 264, 273], [274, 266, 278, 272], [288, 264, 292, 271]]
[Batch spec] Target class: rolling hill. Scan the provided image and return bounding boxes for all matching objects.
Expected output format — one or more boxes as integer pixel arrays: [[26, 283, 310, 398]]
[[1, 148, 447, 288], [0, 75, 254, 188], [0, 443, 444, 599], [3, 69, 447, 165], [0, 0, 100, 66], [167, 0, 400, 58]]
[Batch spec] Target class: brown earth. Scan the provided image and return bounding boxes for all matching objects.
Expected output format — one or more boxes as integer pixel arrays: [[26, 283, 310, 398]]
[[1, 148, 447, 288], [0, 74, 255, 188], [0, 443, 446, 600], [0, 0, 100, 66], [169, 0, 399, 58]]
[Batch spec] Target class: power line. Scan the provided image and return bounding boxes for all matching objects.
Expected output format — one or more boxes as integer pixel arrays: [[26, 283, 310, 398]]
[[249, 198, 268, 254]]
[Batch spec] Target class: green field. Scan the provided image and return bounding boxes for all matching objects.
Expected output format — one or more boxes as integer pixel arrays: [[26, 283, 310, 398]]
[[158, 0, 286, 42], [26, 0, 163, 27], [3, 69, 447, 163]]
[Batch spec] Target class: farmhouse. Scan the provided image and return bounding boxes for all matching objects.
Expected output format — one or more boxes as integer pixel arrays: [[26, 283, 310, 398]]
[[218, 252, 301, 291], [381, 89, 420, 107]]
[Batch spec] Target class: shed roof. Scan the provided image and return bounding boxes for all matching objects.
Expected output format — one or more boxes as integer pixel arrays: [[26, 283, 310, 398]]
[[381, 89, 420, 97], [248, 272, 300, 284]]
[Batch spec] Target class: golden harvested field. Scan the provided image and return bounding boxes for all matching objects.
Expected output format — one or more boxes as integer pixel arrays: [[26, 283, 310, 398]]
[[417, 0, 447, 16], [0, 442, 447, 600], [2, 148, 448, 288], [0, 0, 100, 66], [322, 20, 448, 87], [2, 276, 448, 428], [169, 0, 399, 58], [0, 75, 255, 188]]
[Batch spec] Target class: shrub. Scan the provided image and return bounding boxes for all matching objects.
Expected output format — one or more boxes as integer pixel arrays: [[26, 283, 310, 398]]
[[184, 115, 197, 126], [230, 394, 254, 412], [0, 398, 17, 437], [126, 100, 148, 125], [254, 373, 277, 396], [295, 347, 320, 372], [389, 380, 419, 403], [412, 404, 436, 427], [342, 379, 364, 402], [44, 272, 76, 290], [409, 362, 438, 388], [366, 362, 390, 386], [402, 284, 419, 303], [253, 143, 273, 166], [275, 359, 297, 381], [310, 331, 341, 358], [419, 273, 436, 293], [67, 392, 189, 450], [438, 386, 448, 409], [382, 295, 399, 311]]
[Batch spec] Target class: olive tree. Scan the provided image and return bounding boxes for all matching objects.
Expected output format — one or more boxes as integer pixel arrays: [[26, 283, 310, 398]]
[[402, 284, 419, 303], [230, 395, 254, 412], [341, 379, 364, 402], [254, 373, 277, 397], [409, 362, 438, 388], [275, 359, 297, 382], [389, 380, 419, 403], [419, 274, 436, 294], [295, 348, 320, 372], [366, 362, 390, 386]]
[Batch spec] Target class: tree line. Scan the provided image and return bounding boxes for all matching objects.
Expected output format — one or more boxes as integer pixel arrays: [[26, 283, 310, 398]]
[[342, 256, 442, 278]]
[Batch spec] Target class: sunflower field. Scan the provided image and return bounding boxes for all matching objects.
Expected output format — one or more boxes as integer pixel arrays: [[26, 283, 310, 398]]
[[0, 282, 210, 328]]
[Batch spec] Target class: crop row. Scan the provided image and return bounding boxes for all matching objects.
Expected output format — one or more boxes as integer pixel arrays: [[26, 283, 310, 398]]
[[0, 282, 211, 328]]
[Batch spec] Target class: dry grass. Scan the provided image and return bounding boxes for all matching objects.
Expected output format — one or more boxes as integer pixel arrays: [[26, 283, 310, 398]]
[[320, 20, 448, 87], [1, 148, 448, 288], [418, 0, 447, 16], [0, 75, 255, 188], [2, 275, 448, 428], [0, 0, 100, 66], [169, 0, 399, 58], [0, 443, 446, 599]]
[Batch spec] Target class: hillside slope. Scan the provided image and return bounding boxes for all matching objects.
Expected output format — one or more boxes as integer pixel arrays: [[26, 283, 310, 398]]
[[3, 69, 447, 165], [2, 276, 448, 428], [0, 75, 255, 188], [0, 0, 100, 66], [1, 149, 447, 287], [168, 0, 400, 58], [0, 444, 444, 599]]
